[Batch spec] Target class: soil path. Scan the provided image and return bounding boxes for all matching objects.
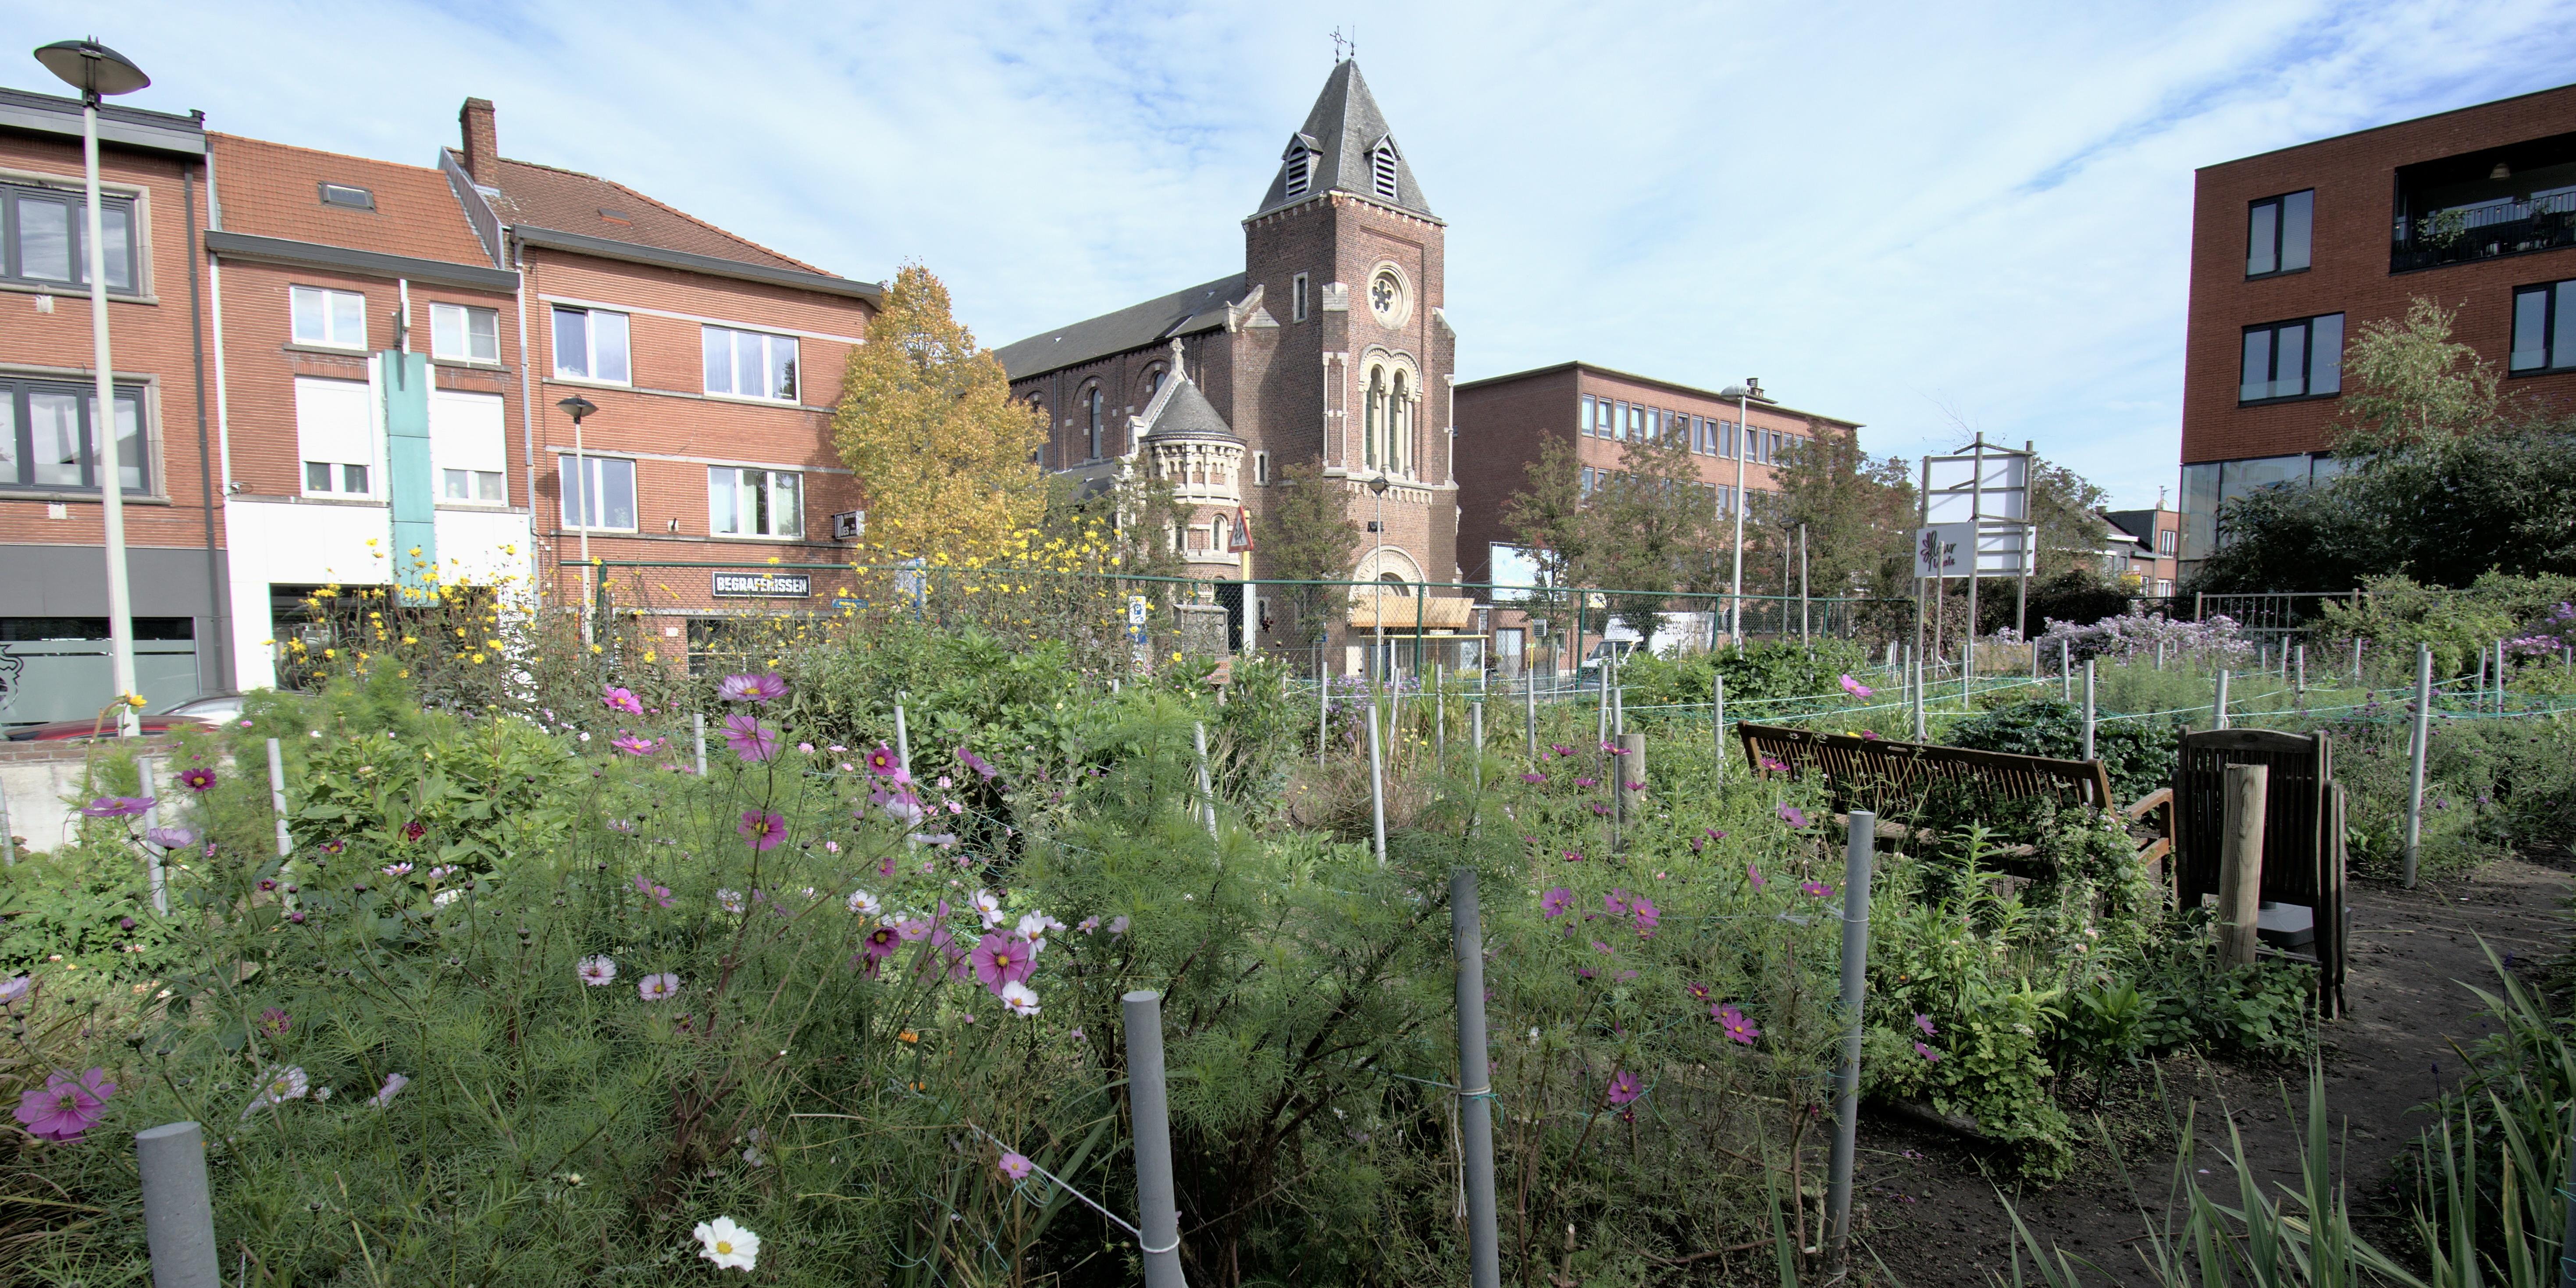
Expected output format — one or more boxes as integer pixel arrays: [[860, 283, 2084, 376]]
[[1853, 856, 2573, 1287]]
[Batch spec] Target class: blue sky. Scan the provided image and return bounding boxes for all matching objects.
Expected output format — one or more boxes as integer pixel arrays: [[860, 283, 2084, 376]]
[[13, 0, 2576, 508]]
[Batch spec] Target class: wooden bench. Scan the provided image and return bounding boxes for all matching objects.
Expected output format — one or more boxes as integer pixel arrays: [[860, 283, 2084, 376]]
[[1734, 722, 2173, 868]]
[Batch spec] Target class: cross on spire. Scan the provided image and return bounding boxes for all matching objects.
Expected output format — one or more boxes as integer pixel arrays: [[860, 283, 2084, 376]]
[[1330, 27, 1351, 62]]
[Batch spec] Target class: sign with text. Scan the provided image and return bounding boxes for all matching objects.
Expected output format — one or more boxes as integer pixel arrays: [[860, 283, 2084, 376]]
[[1913, 524, 1970, 579], [712, 571, 812, 598]]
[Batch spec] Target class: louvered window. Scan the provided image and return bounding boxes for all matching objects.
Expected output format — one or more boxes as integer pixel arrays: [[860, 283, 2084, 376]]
[[1284, 151, 1312, 198], [1372, 143, 1399, 200]]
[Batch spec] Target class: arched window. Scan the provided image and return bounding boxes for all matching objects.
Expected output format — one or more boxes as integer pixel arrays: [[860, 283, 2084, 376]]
[[1364, 367, 1386, 469], [1390, 371, 1410, 477], [1146, 365, 1166, 396], [1087, 386, 1105, 460], [1371, 140, 1400, 201]]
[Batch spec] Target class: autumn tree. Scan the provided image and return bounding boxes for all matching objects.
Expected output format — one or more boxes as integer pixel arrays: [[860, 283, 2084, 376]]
[[830, 264, 1046, 563], [1256, 460, 1361, 643]]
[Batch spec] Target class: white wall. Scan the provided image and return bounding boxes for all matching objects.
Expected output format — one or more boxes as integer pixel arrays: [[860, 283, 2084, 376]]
[[221, 499, 535, 692]]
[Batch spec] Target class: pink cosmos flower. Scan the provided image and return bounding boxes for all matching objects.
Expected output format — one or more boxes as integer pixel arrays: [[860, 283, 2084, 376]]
[[1800, 880, 1834, 899], [723, 715, 780, 763], [999, 1152, 1034, 1180], [631, 874, 676, 909], [1631, 897, 1660, 935], [1715, 1004, 1760, 1045], [602, 685, 645, 715], [1759, 756, 1790, 774], [611, 735, 658, 756], [1746, 863, 1766, 889], [78, 796, 153, 818], [145, 826, 194, 849], [860, 925, 901, 961], [895, 918, 932, 942], [1777, 804, 1809, 829], [865, 744, 902, 777], [1521, 772, 1546, 785], [1572, 777, 1599, 789], [958, 746, 999, 780], [1840, 674, 1873, 699], [638, 973, 681, 1002], [177, 766, 217, 792], [1589, 803, 1610, 817], [1603, 890, 1629, 915], [15, 1068, 115, 1142], [1913, 1013, 1936, 1037], [578, 956, 617, 986], [737, 810, 787, 852], [1685, 981, 1713, 1003], [1606, 1070, 1642, 1106], [1549, 743, 1574, 757], [1914, 1042, 1942, 1063], [257, 1007, 292, 1037], [1563, 850, 1585, 863], [1625, 781, 1646, 792], [1540, 887, 1573, 918], [972, 933, 1035, 991], [1107, 915, 1129, 937], [719, 672, 787, 703]]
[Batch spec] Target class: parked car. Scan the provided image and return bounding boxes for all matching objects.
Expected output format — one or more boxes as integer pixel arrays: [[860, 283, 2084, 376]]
[[4, 692, 248, 742]]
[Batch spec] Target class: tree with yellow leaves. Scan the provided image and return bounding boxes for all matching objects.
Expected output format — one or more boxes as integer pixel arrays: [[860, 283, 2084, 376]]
[[830, 264, 1047, 562]]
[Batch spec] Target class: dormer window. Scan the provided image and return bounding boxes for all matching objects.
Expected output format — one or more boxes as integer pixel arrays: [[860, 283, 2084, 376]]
[[1370, 139, 1400, 200], [597, 208, 633, 226], [318, 182, 374, 211], [1284, 149, 1314, 199]]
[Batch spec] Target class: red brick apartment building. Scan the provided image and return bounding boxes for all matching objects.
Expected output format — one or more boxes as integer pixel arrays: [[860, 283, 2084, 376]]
[[0, 89, 219, 724], [2101, 503, 2181, 596], [2181, 81, 2576, 574]]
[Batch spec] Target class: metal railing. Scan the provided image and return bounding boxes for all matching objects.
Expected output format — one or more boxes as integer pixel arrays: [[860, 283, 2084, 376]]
[[2391, 188, 2576, 271]]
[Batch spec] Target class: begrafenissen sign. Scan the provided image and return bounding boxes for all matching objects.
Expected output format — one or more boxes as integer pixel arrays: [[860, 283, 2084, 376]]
[[712, 572, 812, 598]]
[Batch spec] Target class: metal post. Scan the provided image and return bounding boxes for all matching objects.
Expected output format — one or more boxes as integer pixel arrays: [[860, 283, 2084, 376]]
[[1614, 731, 1645, 849], [74, 95, 140, 736], [1366, 703, 1387, 866], [1826, 809, 1876, 1257], [1192, 722, 1217, 839], [1471, 700, 1485, 789], [2404, 643, 2431, 889], [1319, 659, 1330, 766], [2214, 669, 2231, 731], [1435, 664, 1446, 764], [1120, 991, 1189, 1288], [263, 738, 292, 864], [2216, 764, 2268, 967], [2029, 640, 2038, 684], [2497, 638, 2508, 712], [1595, 655, 1609, 748], [894, 701, 911, 778], [2354, 636, 2365, 685], [1524, 669, 1537, 767], [1799, 522, 1810, 644], [692, 712, 708, 776], [1450, 868, 1503, 1288], [1711, 672, 1725, 782], [2295, 644, 2306, 696], [2080, 660, 2096, 763], [1910, 651, 1925, 741], [137, 760, 167, 915], [0, 775, 15, 867], [135, 1121, 221, 1288], [2156, 639, 2166, 671], [2059, 639, 2071, 701]]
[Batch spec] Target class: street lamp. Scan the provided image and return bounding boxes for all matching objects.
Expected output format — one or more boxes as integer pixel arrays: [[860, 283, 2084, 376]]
[[34, 39, 150, 735], [1718, 379, 1772, 646], [1368, 473, 1392, 682], [557, 396, 597, 643]]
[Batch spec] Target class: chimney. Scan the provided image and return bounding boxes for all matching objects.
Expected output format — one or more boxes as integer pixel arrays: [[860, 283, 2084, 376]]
[[459, 98, 497, 186]]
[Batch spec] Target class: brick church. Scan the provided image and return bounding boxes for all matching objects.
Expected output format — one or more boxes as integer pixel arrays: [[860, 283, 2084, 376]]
[[996, 58, 1460, 657]]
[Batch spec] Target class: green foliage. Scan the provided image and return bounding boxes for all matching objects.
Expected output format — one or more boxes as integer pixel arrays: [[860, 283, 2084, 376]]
[[1943, 697, 2183, 803], [2319, 572, 2576, 678]]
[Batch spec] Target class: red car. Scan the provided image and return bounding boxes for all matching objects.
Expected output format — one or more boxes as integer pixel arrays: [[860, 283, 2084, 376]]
[[5, 692, 248, 742]]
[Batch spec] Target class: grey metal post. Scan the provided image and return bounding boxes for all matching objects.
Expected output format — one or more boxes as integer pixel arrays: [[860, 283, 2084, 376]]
[[1471, 700, 1485, 793], [2405, 643, 2432, 889], [1191, 722, 1217, 838], [1826, 809, 1877, 1256], [2215, 669, 2232, 731], [2294, 644, 2306, 696], [1320, 665, 1331, 766], [2060, 638, 2071, 701], [1120, 991, 1188, 1288], [135, 1121, 221, 1288], [2355, 636, 2365, 685], [1366, 703, 1387, 866], [2081, 660, 2097, 763], [1910, 651, 1925, 741], [1712, 672, 1726, 782], [1435, 664, 1446, 764], [137, 760, 167, 915], [1450, 868, 1502, 1288], [2497, 638, 2508, 712], [2029, 639, 2038, 684], [0, 774, 15, 867], [263, 738, 292, 863], [894, 701, 911, 778], [1595, 656, 1609, 748], [2156, 639, 2166, 671], [692, 712, 707, 776], [1524, 669, 1537, 767]]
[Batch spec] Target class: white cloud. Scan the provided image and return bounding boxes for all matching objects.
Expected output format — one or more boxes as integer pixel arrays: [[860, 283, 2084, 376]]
[[19, 0, 2576, 507]]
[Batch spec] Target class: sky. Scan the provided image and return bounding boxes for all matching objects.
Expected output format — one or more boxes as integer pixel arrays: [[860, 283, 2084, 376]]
[[13, 0, 2576, 509]]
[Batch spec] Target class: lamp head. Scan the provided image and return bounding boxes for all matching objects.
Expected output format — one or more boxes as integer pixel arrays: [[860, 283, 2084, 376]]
[[34, 39, 149, 102], [1368, 474, 1392, 496], [556, 395, 598, 425]]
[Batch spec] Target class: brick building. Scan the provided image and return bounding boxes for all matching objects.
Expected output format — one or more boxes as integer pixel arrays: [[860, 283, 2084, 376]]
[[2100, 501, 2181, 596], [996, 59, 1457, 667], [0, 89, 220, 724], [2181, 81, 2576, 574]]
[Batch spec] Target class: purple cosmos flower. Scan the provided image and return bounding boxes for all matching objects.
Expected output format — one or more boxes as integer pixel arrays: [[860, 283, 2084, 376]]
[[958, 746, 999, 780], [1800, 880, 1834, 899], [366, 1073, 410, 1107], [1685, 981, 1713, 1003], [1625, 781, 1646, 792], [177, 766, 217, 792], [403, 820, 426, 842], [1572, 777, 1599, 789], [973, 933, 1036, 991], [144, 826, 194, 850], [1549, 743, 1575, 757], [723, 715, 781, 763], [578, 956, 617, 986], [630, 874, 677, 909], [611, 735, 657, 756], [1521, 772, 1547, 785], [637, 973, 681, 1002], [1715, 1005, 1760, 1044], [895, 918, 932, 942], [1564, 849, 1585, 863], [602, 686, 645, 715], [719, 672, 787, 703], [1746, 863, 1766, 889], [1541, 887, 1573, 918], [864, 744, 905, 778], [1631, 897, 1660, 935], [1591, 940, 1614, 955], [1913, 1013, 1936, 1037], [256, 1006, 292, 1038], [78, 796, 154, 819], [0, 977, 28, 1005], [1840, 674, 1874, 699], [1758, 756, 1790, 774], [1860, 730, 1881, 741], [1589, 803, 1610, 817], [1606, 1070, 1643, 1106], [1777, 804, 1809, 829], [737, 810, 787, 852], [1107, 915, 1129, 937], [14, 1068, 115, 1142], [1914, 1042, 1942, 1063], [1604, 890, 1629, 915], [999, 1152, 1035, 1180], [861, 925, 901, 961], [1690, 837, 1704, 854]]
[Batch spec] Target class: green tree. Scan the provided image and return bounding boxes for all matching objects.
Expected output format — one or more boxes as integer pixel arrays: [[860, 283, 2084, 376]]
[[1587, 432, 1717, 634], [829, 263, 1046, 562], [1501, 437, 1593, 643], [1255, 460, 1362, 643], [2334, 297, 2503, 455], [1759, 432, 1916, 601]]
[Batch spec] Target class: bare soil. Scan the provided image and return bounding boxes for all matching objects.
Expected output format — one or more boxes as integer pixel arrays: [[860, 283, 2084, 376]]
[[1852, 855, 2574, 1288]]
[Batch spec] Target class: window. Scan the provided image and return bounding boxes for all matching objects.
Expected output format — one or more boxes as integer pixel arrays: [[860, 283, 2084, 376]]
[[1368, 269, 1405, 325], [318, 182, 374, 211], [429, 303, 499, 363], [1364, 367, 1386, 468], [431, 389, 506, 505], [1578, 394, 1594, 436], [1390, 371, 1411, 476], [1147, 366, 1167, 396], [2, 182, 136, 293], [552, 306, 631, 383], [2157, 528, 2176, 555], [701, 325, 799, 400], [1370, 140, 1400, 200], [1579, 467, 1597, 496], [294, 377, 374, 497], [563, 454, 637, 530], [2239, 314, 2344, 402], [2510, 279, 2576, 373], [291, 286, 367, 349], [0, 377, 144, 492], [1253, 450, 1270, 485], [1292, 273, 1309, 322], [1285, 148, 1314, 199], [708, 466, 803, 538], [1086, 385, 1105, 459], [2247, 190, 2314, 277]]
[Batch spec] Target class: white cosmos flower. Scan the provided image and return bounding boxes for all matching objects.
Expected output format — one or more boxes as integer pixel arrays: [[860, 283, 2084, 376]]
[[999, 979, 1040, 1017], [970, 888, 1004, 928], [577, 955, 617, 986], [717, 888, 745, 914], [242, 1065, 310, 1118], [693, 1216, 760, 1271], [847, 889, 881, 917], [1014, 912, 1052, 955]]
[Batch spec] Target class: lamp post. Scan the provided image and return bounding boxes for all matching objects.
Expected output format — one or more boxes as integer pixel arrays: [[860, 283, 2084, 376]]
[[34, 39, 150, 735], [1719, 379, 1771, 646], [557, 396, 597, 644], [1368, 473, 1392, 683]]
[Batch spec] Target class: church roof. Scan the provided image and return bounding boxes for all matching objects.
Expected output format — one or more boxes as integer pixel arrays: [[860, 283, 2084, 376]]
[[1250, 60, 1436, 221], [1141, 371, 1240, 444], [994, 272, 1247, 382]]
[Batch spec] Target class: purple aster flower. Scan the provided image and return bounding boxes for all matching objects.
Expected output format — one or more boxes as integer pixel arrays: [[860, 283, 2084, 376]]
[[1778, 804, 1809, 829], [1522, 772, 1547, 785], [1746, 863, 1765, 889], [1914, 1042, 1942, 1063], [1914, 1013, 1936, 1036], [1606, 1070, 1642, 1106]]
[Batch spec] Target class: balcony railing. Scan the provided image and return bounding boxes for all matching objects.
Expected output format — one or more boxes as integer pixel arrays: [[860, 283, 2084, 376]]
[[2391, 189, 2576, 271]]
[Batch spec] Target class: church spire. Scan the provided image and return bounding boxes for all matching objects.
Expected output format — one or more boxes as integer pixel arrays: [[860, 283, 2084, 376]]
[[1251, 60, 1437, 221]]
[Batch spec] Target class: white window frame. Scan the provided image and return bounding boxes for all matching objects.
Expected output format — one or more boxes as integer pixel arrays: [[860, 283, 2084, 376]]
[[290, 285, 368, 350], [1252, 450, 1270, 485], [700, 325, 801, 402], [1292, 273, 1309, 322], [294, 375, 375, 499], [707, 465, 804, 539], [552, 305, 632, 385], [562, 453, 638, 531], [429, 302, 500, 364]]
